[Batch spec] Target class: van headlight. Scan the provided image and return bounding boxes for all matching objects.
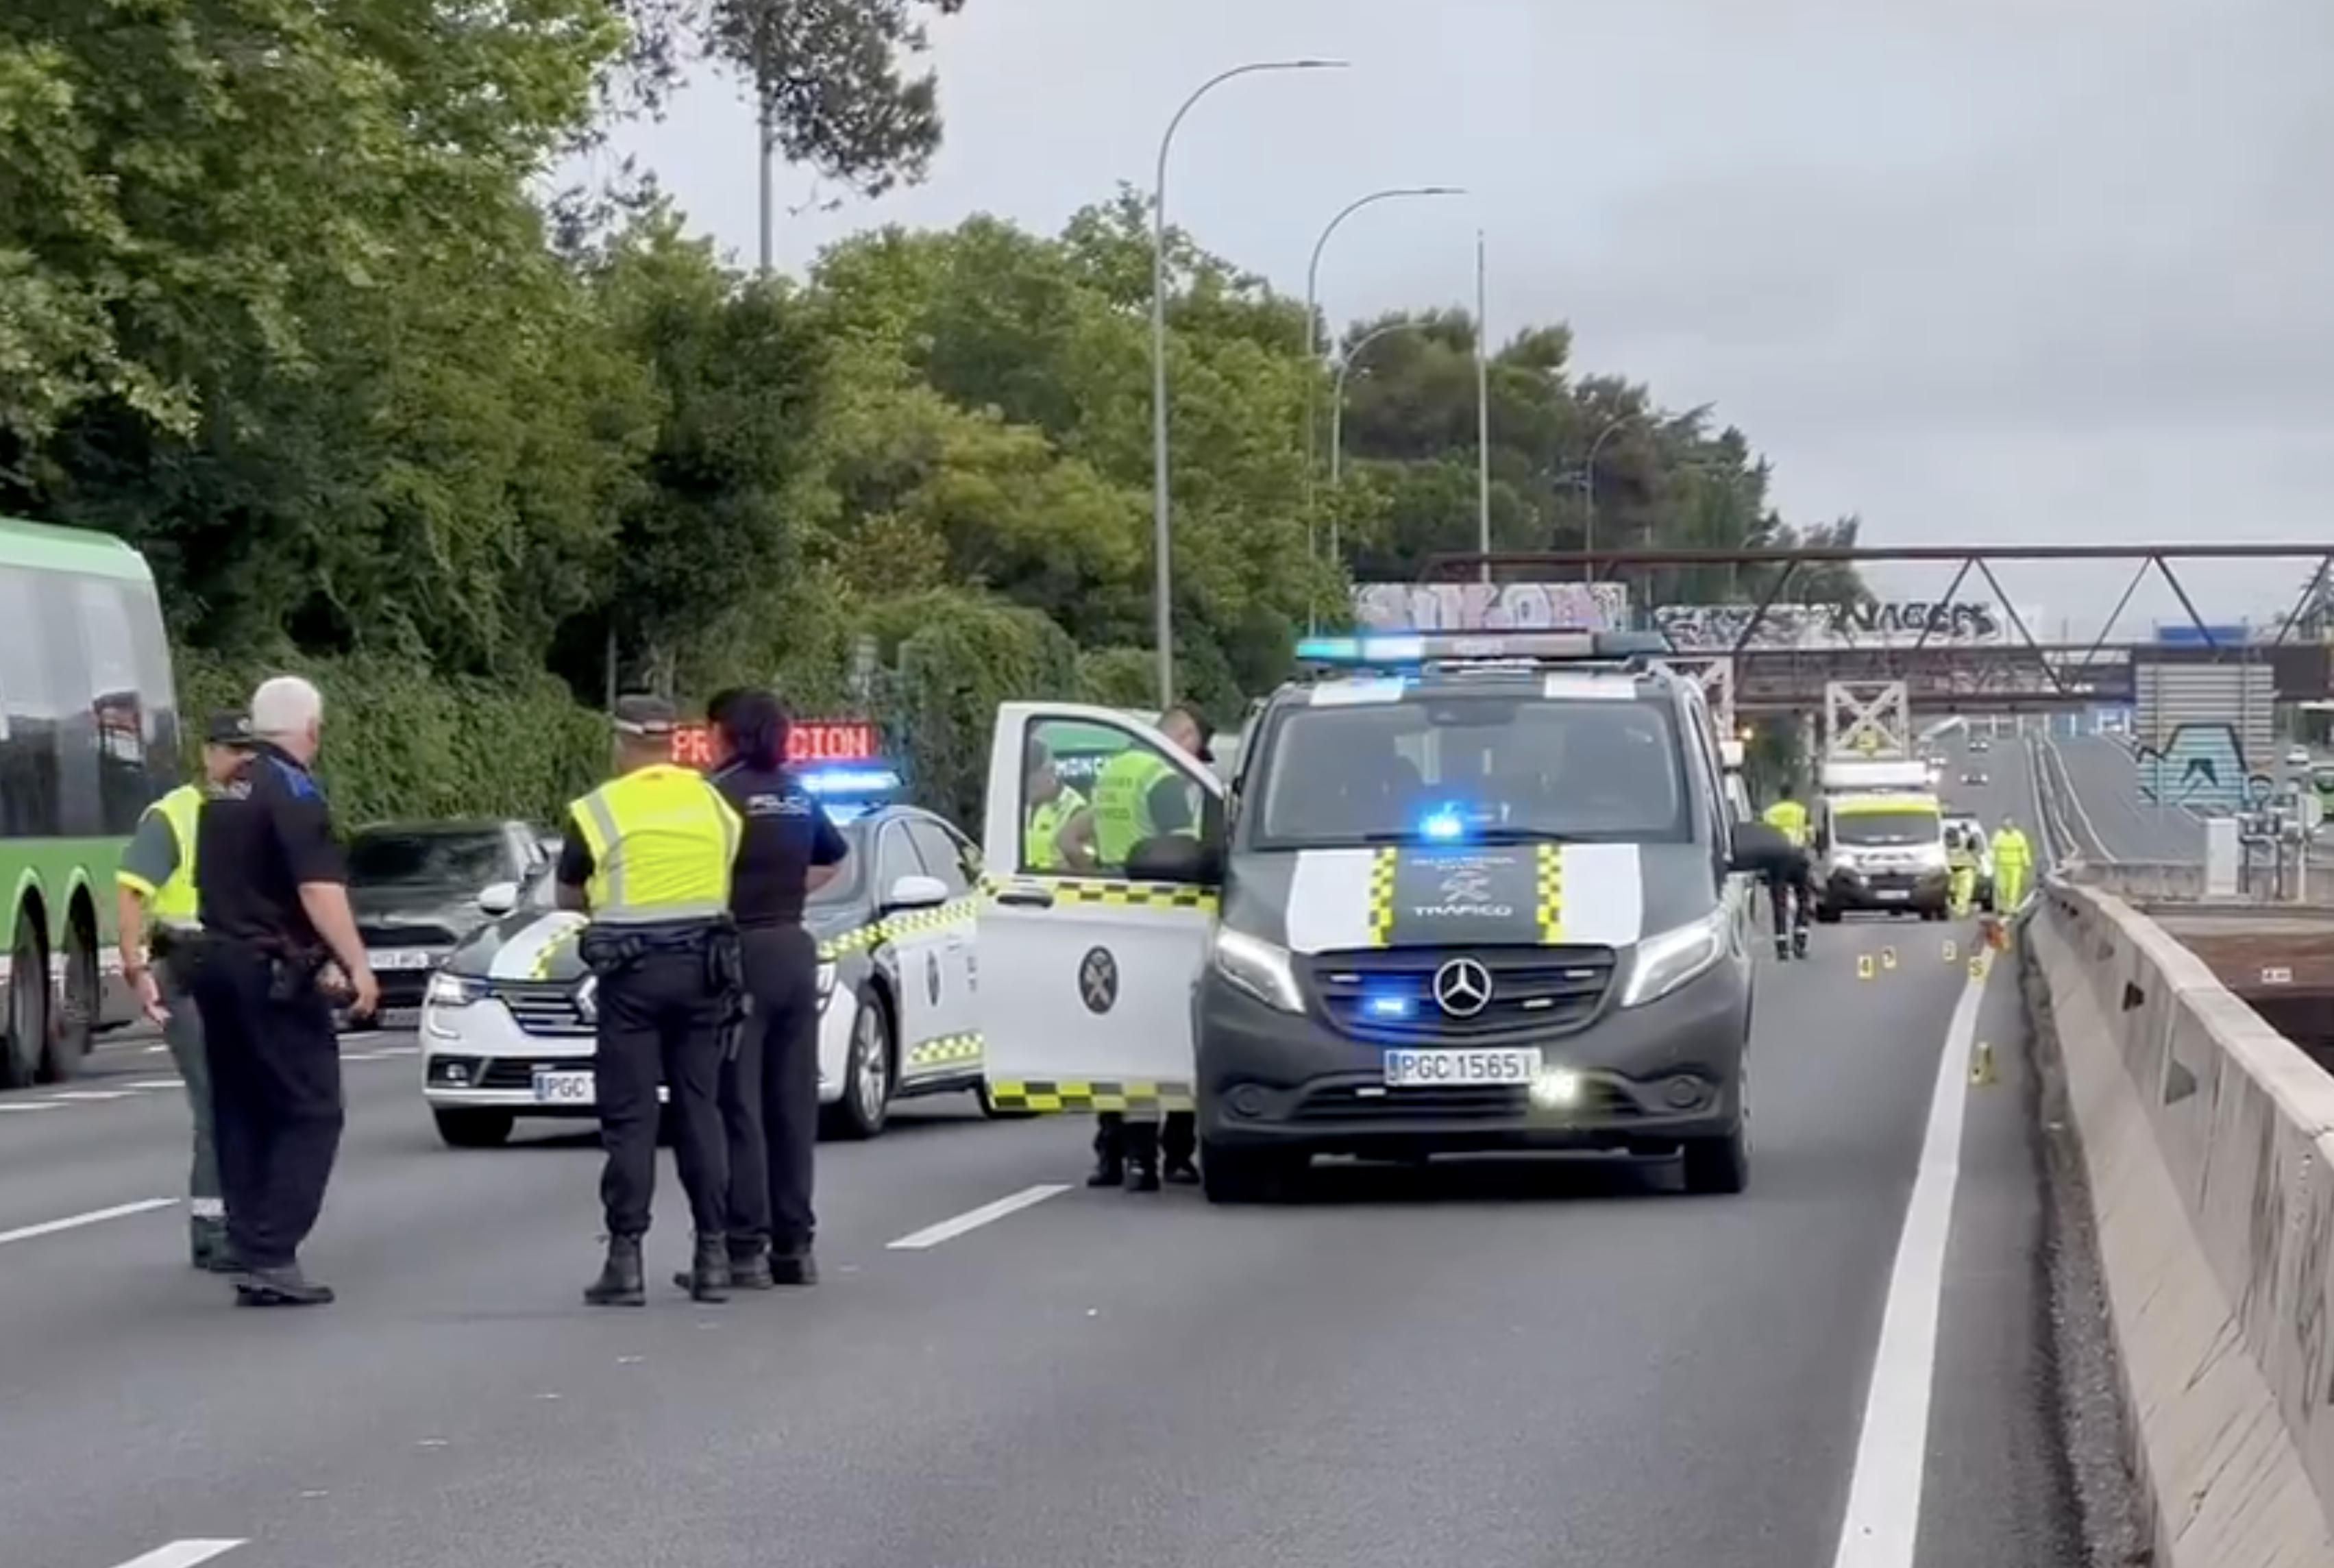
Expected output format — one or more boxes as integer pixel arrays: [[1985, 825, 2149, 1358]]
[[1210, 929, 1304, 1014], [1619, 911, 1729, 1008]]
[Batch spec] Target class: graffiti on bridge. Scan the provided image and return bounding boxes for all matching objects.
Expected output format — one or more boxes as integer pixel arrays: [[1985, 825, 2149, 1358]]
[[2132, 724, 2272, 812], [1352, 581, 1629, 633], [1651, 600, 2039, 651]]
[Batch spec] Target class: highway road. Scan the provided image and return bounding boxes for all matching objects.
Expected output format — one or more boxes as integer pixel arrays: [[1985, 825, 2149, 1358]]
[[2032, 732, 2207, 862], [4, 760, 2117, 1568]]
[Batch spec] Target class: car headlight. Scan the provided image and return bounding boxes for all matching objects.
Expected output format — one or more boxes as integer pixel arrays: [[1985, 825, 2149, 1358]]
[[1210, 929, 1304, 1014], [815, 961, 836, 1005], [425, 972, 486, 1008], [1619, 911, 1729, 1009]]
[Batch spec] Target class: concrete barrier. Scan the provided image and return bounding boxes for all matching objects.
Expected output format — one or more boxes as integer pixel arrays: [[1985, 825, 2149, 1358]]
[[2029, 877, 2334, 1564], [2061, 859, 2334, 905]]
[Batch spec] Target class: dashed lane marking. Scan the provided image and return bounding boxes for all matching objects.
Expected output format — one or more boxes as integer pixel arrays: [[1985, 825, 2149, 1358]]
[[1, 1044, 417, 1115], [886, 1184, 1072, 1251], [1826, 958, 1989, 1567], [109, 1541, 246, 1568], [0, 1198, 177, 1248]]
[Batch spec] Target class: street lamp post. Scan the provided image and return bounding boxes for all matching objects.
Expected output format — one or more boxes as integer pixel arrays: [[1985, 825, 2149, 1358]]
[[1300, 185, 1464, 543], [1151, 58, 1347, 709], [1580, 415, 1628, 561], [1324, 317, 1450, 567]]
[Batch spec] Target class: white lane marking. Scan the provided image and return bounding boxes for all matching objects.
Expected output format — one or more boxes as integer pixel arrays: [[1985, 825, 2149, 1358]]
[[0, 1197, 178, 1247], [124, 1079, 186, 1090], [47, 1090, 137, 1101], [111, 1542, 247, 1568], [1826, 968, 1989, 1568], [886, 1184, 1071, 1250], [0, 1102, 60, 1113]]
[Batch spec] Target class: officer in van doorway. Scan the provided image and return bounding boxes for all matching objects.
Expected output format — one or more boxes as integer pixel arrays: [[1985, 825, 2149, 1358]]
[[116, 710, 257, 1271], [691, 688, 848, 1291], [1084, 702, 1213, 1190]]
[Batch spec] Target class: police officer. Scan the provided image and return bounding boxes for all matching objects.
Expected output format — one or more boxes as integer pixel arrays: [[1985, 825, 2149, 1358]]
[[190, 676, 379, 1306], [690, 688, 848, 1291], [1024, 737, 1095, 871], [1945, 824, 1978, 918], [1085, 702, 1212, 1190], [116, 711, 256, 1271], [558, 694, 744, 1306], [1993, 814, 2034, 910], [1758, 783, 1817, 959]]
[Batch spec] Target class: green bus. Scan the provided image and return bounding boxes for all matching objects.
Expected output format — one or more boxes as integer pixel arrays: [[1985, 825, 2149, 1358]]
[[0, 517, 180, 1088]]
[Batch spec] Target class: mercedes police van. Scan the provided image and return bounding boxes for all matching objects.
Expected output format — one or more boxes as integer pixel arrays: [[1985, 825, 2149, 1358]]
[[974, 630, 1796, 1204]]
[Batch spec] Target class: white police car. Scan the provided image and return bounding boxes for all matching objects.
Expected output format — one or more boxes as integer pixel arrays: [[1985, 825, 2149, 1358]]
[[419, 736, 993, 1147]]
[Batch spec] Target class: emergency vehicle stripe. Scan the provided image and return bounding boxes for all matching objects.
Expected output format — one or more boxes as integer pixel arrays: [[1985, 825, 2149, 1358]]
[[1366, 848, 1399, 946], [487, 914, 584, 980], [907, 1032, 982, 1070], [976, 876, 1219, 914], [820, 896, 980, 961], [984, 1079, 1195, 1113], [1545, 843, 1645, 946], [1534, 843, 1564, 944]]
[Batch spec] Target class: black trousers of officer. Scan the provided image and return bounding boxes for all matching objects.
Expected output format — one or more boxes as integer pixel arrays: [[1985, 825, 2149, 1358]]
[[715, 924, 822, 1254], [185, 941, 345, 1272], [1767, 870, 1817, 937], [1094, 1110, 1196, 1166], [595, 951, 728, 1240]]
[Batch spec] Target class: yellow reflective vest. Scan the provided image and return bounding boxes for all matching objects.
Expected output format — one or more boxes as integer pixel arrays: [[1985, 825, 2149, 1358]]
[[1092, 750, 1178, 867], [1762, 798, 1809, 846], [1025, 785, 1086, 870], [121, 784, 204, 924], [569, 764, 742, 923]]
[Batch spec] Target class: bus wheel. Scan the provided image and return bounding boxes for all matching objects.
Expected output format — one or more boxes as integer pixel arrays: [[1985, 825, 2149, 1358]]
[[1, 910, 45, 1090], [42, 909, 98, 1081]]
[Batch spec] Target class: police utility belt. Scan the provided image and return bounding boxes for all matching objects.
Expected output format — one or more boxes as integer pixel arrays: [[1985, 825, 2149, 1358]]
[[578, 916, 745, 1004], [172, 925, 336, 1003]]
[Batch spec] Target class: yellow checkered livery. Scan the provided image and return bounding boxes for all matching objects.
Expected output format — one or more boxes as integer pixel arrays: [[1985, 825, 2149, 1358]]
[[907, 1031, 983, 1070], [532, 926, 580, 979], [1366, 847, 1399, 946], [984, 1079, 1196, 1113], [818, 896, 980, 961], [977, 874, 1218, 915], [1535, 843, 1565, 945]]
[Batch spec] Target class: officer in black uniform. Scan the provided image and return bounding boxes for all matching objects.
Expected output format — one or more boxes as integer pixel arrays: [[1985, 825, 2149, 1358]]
[[558, 694, 746, 1306], [190, 675, 380, 1307], [695, 688, 848, 1290]]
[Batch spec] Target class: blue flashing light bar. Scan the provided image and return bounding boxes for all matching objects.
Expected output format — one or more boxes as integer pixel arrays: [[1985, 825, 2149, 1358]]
[[801, 765, 902, 798], [1294, 630, 1667, 666]]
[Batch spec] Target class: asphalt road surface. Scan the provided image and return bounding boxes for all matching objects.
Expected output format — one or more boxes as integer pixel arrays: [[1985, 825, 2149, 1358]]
[[2032, 731, 2207, 862], [5, 764, 2105, 1568]]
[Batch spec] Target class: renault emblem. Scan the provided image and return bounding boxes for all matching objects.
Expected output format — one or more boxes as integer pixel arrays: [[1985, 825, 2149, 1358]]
[[574, 974, 598, 1024], [1432, 957, 1492, 1018]]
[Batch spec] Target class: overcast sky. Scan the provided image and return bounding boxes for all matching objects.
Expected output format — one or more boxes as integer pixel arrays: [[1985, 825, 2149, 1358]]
[[613, 0, 2333, 639]]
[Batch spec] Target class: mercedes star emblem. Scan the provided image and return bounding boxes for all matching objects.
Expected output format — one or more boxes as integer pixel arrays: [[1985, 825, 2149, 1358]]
[[1432, 957, 1492, 1018]]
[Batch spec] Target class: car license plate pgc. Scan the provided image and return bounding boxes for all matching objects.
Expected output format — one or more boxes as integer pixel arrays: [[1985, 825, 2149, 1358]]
[[369, 947, 439, 971], [1381, 1048, 1543, 1088], [532, 1068, 595, 1105]]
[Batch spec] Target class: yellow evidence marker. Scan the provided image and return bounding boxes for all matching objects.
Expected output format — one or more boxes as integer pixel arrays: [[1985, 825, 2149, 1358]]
[[1880, 948, 1897, 970], [1968, 955, 1989, 980], [1941, 940, 1957, 963], [1856, 953, 1875, 981], [1969, 1041, 1998, 1086]]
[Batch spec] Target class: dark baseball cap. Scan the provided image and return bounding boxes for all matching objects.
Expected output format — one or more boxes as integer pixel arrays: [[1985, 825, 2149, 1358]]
[[612, 694, 678, 737], [204, 711, 255, 747]]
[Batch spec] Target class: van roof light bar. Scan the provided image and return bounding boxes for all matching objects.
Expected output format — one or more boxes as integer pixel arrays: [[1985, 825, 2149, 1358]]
[[1293, 630, 1669, 668]]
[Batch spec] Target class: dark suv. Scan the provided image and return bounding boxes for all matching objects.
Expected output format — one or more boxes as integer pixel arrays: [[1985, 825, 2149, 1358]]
[[345, 819, 548, 1017]]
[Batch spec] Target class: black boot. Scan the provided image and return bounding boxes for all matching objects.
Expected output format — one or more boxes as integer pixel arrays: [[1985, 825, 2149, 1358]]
[[191, 1216, 240, 1272], [1773, 934, 1790, 960], [1088, 1116, 1126, 1188], [672, 1235, 729, 1303], [769, 1247, 818, 1287], [585, 1235, 646, 1307], [1127, 1124, 1162, 1193], [726, 1241, 774, 1291], [1086, 1152, 1125, 1188], [233, 1262, 334, 1307], [1793, 927, 1810, 959]]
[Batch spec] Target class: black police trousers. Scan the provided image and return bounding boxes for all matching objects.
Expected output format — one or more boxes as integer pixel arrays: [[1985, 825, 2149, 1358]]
[[594, 951, 728, 1240], [1094, 1110, 1196, 1167], [184, 941, 344, 1272], [714, 924, 822, 1254]]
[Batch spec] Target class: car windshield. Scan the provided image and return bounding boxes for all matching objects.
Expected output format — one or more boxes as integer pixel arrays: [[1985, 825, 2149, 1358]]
[[348, 829, 511, 889], [1251, 691, 1691, 847], [1834, 810, 1940, 848], [811, 821, 870, 907]]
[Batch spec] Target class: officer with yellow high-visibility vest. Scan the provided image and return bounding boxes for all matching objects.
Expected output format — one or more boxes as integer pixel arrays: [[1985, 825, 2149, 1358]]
[[1083, 703, 1212, 1191], [1023, 736, 1095, 872], [114, 711, 257, 1271], [1992, 815, 2032, 911], [556, 695, 746, 1308]]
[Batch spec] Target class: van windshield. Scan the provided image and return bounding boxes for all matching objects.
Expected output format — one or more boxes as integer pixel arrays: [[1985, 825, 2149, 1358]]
[[1250, 691, 1691, 848], [1833, 810, 1940, 848]]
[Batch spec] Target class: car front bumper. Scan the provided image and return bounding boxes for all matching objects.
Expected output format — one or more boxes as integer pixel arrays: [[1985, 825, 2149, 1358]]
[[1192, 959, 1749, 1158], [1822, 868, 1950, 913]]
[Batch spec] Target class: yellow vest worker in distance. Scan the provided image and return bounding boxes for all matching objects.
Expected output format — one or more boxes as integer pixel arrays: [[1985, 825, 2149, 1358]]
[[1023, 736, 1096, 872], [1992, 817, 2033, 910], [557, 694, 746, 1308], [1761, 786, 1810, 847], [1944, 826, 1978, 918], [114, 710, 258, 1273], [1081, 702, 1212, 1192]]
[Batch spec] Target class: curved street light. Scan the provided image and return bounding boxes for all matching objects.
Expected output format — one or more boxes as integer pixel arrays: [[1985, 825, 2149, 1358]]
[[1150, 57, 1349, 707], [1324, 318, 1444, 569], [1299, 185, 1465, 550]]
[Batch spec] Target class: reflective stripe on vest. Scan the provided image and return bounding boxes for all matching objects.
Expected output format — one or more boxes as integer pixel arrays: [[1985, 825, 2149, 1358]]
[[145, 785, 204, 924], [569, 765, 741, 924], [1091, 751, 1175, 867], [1024, 785, 1085, 870]]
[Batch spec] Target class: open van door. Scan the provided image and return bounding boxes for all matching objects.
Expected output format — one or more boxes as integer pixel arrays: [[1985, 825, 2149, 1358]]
[[977, 703, 1223, 1113]]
